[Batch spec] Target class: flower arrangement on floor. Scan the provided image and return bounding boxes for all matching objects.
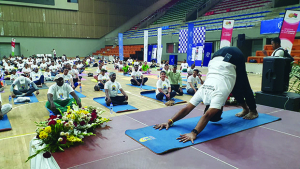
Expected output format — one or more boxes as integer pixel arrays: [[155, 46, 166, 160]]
[[26, 105, 110, 162]]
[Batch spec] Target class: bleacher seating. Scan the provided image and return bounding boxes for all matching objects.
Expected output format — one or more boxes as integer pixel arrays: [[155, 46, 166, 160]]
[[93, 45, 144, 59], [247, 39, 300, 64], [152, 0, 205, 25]]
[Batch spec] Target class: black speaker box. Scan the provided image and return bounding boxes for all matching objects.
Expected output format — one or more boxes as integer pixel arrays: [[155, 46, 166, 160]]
[[261, 57, 291, 93], [255, 91, 300, 111]]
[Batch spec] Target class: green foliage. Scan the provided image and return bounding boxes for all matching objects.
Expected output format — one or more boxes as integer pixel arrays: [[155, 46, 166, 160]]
[[289, 62, 300, 94]]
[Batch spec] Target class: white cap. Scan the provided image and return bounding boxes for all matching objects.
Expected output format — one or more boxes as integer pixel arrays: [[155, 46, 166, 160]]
[[54, 74, 64, 80]]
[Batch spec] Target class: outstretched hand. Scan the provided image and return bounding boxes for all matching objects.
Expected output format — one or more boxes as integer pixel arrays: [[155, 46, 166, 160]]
[[177, 132, 197, 143], [153, 123, 170, 130]]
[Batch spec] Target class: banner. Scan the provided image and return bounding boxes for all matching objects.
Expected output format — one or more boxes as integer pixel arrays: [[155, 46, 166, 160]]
[[220, 20, 234, 49], [144, 30, 148, 61], [152, 45, 157, 59], [157, 28, 162, 66], [187, 23, 194, 66], [11, 38, 15, 56], [179, 27, 206, 54], [261, 18, 300, 34], [279, 10, 300, 53], [203, 42, 213, 67], [147, 45, 153, 62], [118, 33, 123, 60]]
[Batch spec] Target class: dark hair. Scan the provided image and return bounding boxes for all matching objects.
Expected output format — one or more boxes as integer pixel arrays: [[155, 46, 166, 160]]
[[194, 69, 199, 74], [160, 71, 166, 75], [173, 64, 177, 68], [271, 37, 281, 45]]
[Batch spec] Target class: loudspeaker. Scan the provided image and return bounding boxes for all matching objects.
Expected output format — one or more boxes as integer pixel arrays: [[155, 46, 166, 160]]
[[261, 57, 291, 93], [237, 34, 245, 47]]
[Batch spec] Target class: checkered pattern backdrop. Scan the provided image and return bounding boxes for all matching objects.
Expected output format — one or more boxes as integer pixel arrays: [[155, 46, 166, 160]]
[[179, 27, 206, 53]]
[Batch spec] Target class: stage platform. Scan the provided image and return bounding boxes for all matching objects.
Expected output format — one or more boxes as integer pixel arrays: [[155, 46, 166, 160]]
[[52, 104, 300, 169]]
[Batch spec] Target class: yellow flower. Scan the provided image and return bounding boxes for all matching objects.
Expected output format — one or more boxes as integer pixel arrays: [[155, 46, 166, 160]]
[[67, 135, 82, 142], [67, 114, 71, 118], [84, 106, 88, 109], [56, 120, 62, 124], [44, 126, 51, 133], [67, 106, 71, 110], [39, 131, 48, 139], [71, 114, 75, 120]]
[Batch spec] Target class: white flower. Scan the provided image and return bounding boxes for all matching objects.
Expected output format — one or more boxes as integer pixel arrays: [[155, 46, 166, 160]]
[[60, 132, 65, 136], [86, 124, 91, 128], [83, 132, 87, 135], [65, 132, 69, 137], [68, 121, 73, 125], [62, 116, 67, 121], [65, 123, 70, 127], [61, 121, 65, 124], [58, 137, 63, 142]]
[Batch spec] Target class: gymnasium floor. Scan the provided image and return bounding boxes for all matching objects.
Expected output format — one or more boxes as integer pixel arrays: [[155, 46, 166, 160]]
[[2, 62, 298, 169]]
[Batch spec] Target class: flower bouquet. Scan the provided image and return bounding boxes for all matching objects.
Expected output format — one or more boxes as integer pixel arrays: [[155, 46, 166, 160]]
[[26, 105, 110, 162]]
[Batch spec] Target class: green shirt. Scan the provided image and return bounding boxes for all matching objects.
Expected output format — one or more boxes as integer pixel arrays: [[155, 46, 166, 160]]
[[141, 65, 149, 71], [166, 71, 183, 87], [122, 65, 129, 73]]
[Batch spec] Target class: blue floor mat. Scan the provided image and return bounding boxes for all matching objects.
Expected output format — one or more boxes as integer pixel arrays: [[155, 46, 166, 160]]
[[182, 79, 187, 82], [182, 88, 193, 96], [119, 73, 131, 77], [13, 94, 39, 104], [93, 97, 138, 113], [126, 109, 281, 154], [69, 91, 86, 98], [140, 91, 186, 104], [126, 84, 157, 90], [0, 115, 12, 131]]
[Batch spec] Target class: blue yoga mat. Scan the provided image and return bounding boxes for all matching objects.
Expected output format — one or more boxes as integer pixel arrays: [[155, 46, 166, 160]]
[[182, 88, 193, 96], [119, 73, 131, 77], [126, 84, 157, 90], [126, 109, 281, 154], [93, 97, 138, 113], [101, 89, 121, 94], [182, 79, 187, 82], [69, 91, 86, 98], [0, 115, 12, 131], [140, 91, 186, 104], [13, 94, 39, 104]]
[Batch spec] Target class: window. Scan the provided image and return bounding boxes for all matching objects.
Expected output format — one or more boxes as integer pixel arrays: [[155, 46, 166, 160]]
[[166, 43, 178, 53]]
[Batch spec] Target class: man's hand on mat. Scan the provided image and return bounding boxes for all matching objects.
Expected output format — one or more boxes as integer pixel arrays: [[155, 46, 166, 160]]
[[137, 82, 140, 86], [50, 104, 56, 113], [166, 93, 170, 99], [125, 95, 128, 100], [153, 123, 170, 130], [36, 91, 39, 95], [11, 94, 16, 98], [177, 133, 196, 143]]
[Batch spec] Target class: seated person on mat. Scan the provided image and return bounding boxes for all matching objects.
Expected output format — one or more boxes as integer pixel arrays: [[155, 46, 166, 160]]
[[30, 61, 38, 70], [30, 68, 44, 87], [154, 47, 258, 143], [166, 65, 183, 96], [122, 62, 131, 74], [10, 75, 39, 98], [162, 63, 169, 72], [98, 69, 109, 89], [22, 64, 31, 78], [17, 60, 24, 72], [127, 57, 133, 65], [156, 71, 176, 101], [131, 65, 148, 86], [70, 65, 80, 89], [186, 69, 204, 95], [141, 61, 150, 74], [63, 69, 75, 89], [4, 62, 14, 75], [94, 63, 106, 80], [49, 61, 58, 76], [0, 93, 12, 120], [187, 63, 196, 78], [118, 60, 123, 71], [46, 74, 82, 114], [105, 72, 128, 106], [180, 59, 189, 72], [44, 68, 53, 81], [10, 70, 19, 82], [40, 60, 48, 71], [150, 59, 157, 68]]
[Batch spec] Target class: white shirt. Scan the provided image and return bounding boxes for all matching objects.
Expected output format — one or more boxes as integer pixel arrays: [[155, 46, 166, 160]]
[[181, 63, 188, 69], [10, 74, 19, 81], [56, 64, 62, 70], [98, 74, 109, 83], [44, 72, 52, 79], [118, 64, 123, 69], [30, 71, 42, 81], [187, 75, 201, 90], [53, 50, 56, 55], [187, 67, 194, 74], [22, 67, 31, 73], [104, 81, 122, 98], [77, 64, 83, 68], [17, 63, 24, 69], [271, 48, 285, 57], [5, 65, 14, 72], [63, 74, 73, 85], [96, 66, 107, 74], [40, 63, 48, 69], [70, 69, 79, 78], [189, 57, 236, 109], [156, 79, 171, 95], [127, 59, 133, 63], [131, 71, 142, 79], [49, 65, 57, 72], [48, 83, 74, 101], [31, 64, 38, 70]]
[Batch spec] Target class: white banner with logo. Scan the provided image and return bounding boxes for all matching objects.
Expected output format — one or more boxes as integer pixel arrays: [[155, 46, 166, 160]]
[[144, 30, 148, 61], [11, 38, 15, 56], [220, 20, 234, 49], [157, 28, 162, 66]]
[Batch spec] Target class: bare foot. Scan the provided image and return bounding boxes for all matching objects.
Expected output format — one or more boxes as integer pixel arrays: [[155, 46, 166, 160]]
[[235, 109, 249, 117], [243, 110, 259, 120]]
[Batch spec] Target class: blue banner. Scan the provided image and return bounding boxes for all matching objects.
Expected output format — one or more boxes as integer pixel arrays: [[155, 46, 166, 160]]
[[203, 42, 212, 67], [118, 33, 123, 60], [147, 45, 153, 62], [260, 18, 300, 34], [187, 23, 194, 66]]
